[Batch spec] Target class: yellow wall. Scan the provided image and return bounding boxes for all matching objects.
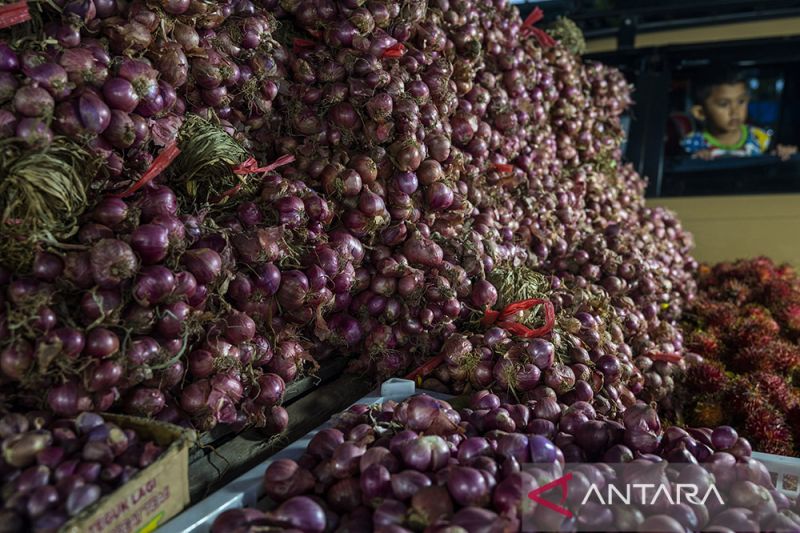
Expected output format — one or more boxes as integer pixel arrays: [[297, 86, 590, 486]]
[[586, 16, 800, 54], [648, 195, 800, 266]]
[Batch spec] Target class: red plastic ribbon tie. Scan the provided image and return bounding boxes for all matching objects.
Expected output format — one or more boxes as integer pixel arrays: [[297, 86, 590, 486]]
[[404, 354, 444, 384], [520, 7, 556, 48], [0, 1, 30, 29], [522, 6, 544, 27], [293, 38, 316, 54], [382, 43, 406, 59], [115, 141, 180, 198], [649, 352, 683, 364], [481, 298, 556, 338], [232, 154, 295, 176], [494, 163, 514, 174], [214, 183, 243, 203]]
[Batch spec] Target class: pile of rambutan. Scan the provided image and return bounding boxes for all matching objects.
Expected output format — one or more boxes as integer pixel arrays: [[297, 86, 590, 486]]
[[677, 257, 800, 456]]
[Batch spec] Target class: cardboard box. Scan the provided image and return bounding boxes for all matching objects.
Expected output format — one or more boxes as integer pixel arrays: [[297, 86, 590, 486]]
[[62, 414, 196, 533]]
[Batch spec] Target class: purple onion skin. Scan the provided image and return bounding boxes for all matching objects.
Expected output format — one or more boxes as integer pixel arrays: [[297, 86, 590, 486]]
[[17, 118, 53, 147], [103, 77, 140, 112], [0, 43, 19, 72], [79, 92, 111, 133]]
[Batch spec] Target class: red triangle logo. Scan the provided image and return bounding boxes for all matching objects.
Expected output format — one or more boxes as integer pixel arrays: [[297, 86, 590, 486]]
[[527, 472, 574, 518]]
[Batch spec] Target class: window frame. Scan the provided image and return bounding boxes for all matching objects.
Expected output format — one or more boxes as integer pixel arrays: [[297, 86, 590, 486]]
[[587, 35, 800, 198]]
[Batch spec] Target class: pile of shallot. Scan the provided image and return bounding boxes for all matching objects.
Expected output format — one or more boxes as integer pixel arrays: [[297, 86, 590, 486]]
[[0, 411, 166, 531], [1, 0, 697, 435], [212, 392, 798, 532]]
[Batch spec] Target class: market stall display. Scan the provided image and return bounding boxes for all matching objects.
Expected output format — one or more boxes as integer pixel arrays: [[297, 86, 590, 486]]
[[0, 0, 798, 530], [212, 392, 798, 532], [1, 0, 695, 431]]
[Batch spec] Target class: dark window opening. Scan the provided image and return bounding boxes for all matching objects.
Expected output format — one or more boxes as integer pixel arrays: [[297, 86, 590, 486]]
[[589, 36, 800, 197]]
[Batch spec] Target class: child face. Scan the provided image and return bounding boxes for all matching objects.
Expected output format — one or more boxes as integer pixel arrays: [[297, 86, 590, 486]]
[[698, 82, 750, 135]]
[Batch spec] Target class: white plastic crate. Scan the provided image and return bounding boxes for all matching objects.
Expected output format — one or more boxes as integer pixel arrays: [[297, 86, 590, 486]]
[[159, 378, 440, 533], [752, 451, 800, 499], [159, 382, 800, 533]]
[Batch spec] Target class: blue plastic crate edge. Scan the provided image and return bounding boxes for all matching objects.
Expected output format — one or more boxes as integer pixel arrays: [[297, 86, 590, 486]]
[[752, 451, 800, 498], [161, 383, 800, 532]]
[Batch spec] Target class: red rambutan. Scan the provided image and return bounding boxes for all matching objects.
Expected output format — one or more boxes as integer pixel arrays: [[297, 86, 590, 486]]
[[786, 406, 800, 447], [711, 261, 738, 281], [718, 279, 753, 306], [725, 340, 800, 375], [778, 304, 800, 335], [751, 371, 800, 412], [721, 373, 796, 455], [721, 376, 755, 415], [701, 301, 740, 330], [732, 317, 781, 347], [686, 329, 723, 358], [742, 304, 774, 322], [776, 264, 797, 280], [683, 360, 728, 394], [764, 339, 800, 374], [755, 262, 779, 285], [697, 264, 713, 283], [742, 395, 796, 456], [765, 279, 800, 312], [725, 345, 767, 374], [691, 397, 727, 428]]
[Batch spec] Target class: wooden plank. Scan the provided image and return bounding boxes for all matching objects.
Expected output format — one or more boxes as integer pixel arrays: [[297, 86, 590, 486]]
[[187, 373, 372, 502], [187, 358, 348, 464]]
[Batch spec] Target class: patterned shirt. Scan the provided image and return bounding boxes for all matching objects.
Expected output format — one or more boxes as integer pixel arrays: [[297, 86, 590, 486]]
[[681, 125, 771, 158]]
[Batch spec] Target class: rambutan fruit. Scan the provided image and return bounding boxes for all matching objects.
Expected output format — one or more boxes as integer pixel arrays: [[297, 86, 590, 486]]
[[786, 406, 800, 447], [765, 279, 800, 311], [683, 360, 728, 394], [725, 345, 766, 374], [742, 304, 774, 323], [718, 279, 753, 306], [711, 261, 737, 281], [732, 318, 781, 347], [686, 329, 723, 358], [722, 376, 796, 455], [691, 398, 726, 428], [778, 304, 800, 335], [701, 301, 740, 330], [742, 396, 796, 456], [764, 339, 800, 374], [725, 340, 800, 375], [776, 264, 797, 281], [697, 264, 713, 281], [721, 375, 755, 416], [734, 257, 779, 288], [751, 371, 800, 412], [757, 270, 778, 286]]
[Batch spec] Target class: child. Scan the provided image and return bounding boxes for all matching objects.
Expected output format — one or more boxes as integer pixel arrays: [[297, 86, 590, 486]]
[[681, 69, 797, 161]]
